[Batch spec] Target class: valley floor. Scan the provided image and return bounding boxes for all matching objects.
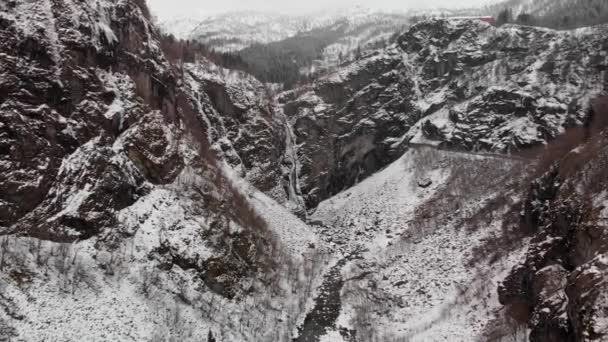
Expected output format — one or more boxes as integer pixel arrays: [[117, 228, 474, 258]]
[[0, 146, 531, 342]]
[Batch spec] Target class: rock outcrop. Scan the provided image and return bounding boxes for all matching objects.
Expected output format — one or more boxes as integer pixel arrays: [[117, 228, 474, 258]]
[[499, 109, 608, 341], [278, 49, 415, 208], [181, 62, 305, 213]]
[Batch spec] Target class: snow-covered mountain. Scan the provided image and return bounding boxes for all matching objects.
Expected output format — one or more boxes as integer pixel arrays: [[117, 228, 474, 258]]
[[159, 11, 304, 51], [157, 7, 409, 54], [280, 19, 607, 208], [156, 15, 202, 40], [2, 0, 608, 341]]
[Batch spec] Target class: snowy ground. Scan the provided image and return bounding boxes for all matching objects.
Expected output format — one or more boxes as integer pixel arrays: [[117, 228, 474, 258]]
[[0, 166, 328, 342], [306, 146, 529, 341]]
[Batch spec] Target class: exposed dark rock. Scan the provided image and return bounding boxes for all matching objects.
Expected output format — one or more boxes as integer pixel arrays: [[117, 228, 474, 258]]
[[15, 141, 149, 242], [0, 1, 283, 311], [0, 0, 178, 238], [280, 19, 608, 208], [122, 112, 184, 184], [499, 125, 608, 342], [182, 63, 305, 212], [417, 177, 433, 188], [421, 120, 446, 141]]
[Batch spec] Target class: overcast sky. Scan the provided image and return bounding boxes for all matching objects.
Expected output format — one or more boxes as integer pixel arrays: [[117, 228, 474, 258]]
[[147, 0, 498, 18]]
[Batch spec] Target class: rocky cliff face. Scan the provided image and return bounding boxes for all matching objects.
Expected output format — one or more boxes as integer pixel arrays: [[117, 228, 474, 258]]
[[0, 0, 282, 280], [0, 0, 181, 240], [278, 48, 414, 208], [280, 19, 608, 208], [180, 62, 305, 213], [499, 99, 608, 342], [0, 1, 319, 340]]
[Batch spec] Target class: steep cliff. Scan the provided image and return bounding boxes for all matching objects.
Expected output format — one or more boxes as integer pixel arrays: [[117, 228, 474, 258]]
[[281, 19, 608, 208], [0, 1, 320, 340], [180, 62, 305, 213], [499, 98, 608, 342]]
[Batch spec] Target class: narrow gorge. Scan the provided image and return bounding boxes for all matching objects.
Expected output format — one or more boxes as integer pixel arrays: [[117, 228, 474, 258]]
[[1, 0, 607, 341]]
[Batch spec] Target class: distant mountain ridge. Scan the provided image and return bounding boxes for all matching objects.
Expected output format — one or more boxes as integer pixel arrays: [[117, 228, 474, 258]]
[[157, 7, 409, 52], [485, 0, 608, 28]]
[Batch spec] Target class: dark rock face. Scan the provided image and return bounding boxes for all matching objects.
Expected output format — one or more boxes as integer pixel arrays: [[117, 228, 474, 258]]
[[122, 112, 184, 184], [499, 127, 608, 342], [181, 63, 304, 212], [16, 139, 149, 242], [279, 50, 416, 208], [0, 0, 273, 301], [400, 21, 608, 152], [0, 0, 178, 238], [281, 19, 608, 208]]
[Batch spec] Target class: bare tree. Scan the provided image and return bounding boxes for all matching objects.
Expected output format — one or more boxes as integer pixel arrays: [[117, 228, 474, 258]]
[[0, 236, 9, 271]]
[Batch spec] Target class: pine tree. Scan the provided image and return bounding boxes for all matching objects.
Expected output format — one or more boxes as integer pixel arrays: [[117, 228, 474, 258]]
[[516, 13, 535, 25], [497, 8, 513, 26], [355, 46, 362, 59]]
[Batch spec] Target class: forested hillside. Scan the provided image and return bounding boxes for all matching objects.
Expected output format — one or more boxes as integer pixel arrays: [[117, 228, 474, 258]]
[[158, 27, 352, 90], [236, 24, 348, 89]]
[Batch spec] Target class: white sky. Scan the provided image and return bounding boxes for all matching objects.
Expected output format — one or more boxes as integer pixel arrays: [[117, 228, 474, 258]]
[[147, 0, 499, 18]]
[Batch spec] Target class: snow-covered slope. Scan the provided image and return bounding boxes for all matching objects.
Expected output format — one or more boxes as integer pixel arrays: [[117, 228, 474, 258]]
[[316, 11, 408, 69], [0, 173, 324, 341], [487, 0, 575, 17], [156, 15, 202, 40], [295, 145, 529, 341]]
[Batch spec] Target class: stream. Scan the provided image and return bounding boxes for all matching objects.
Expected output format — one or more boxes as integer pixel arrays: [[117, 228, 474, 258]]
[[294, 248, 363, 342]]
